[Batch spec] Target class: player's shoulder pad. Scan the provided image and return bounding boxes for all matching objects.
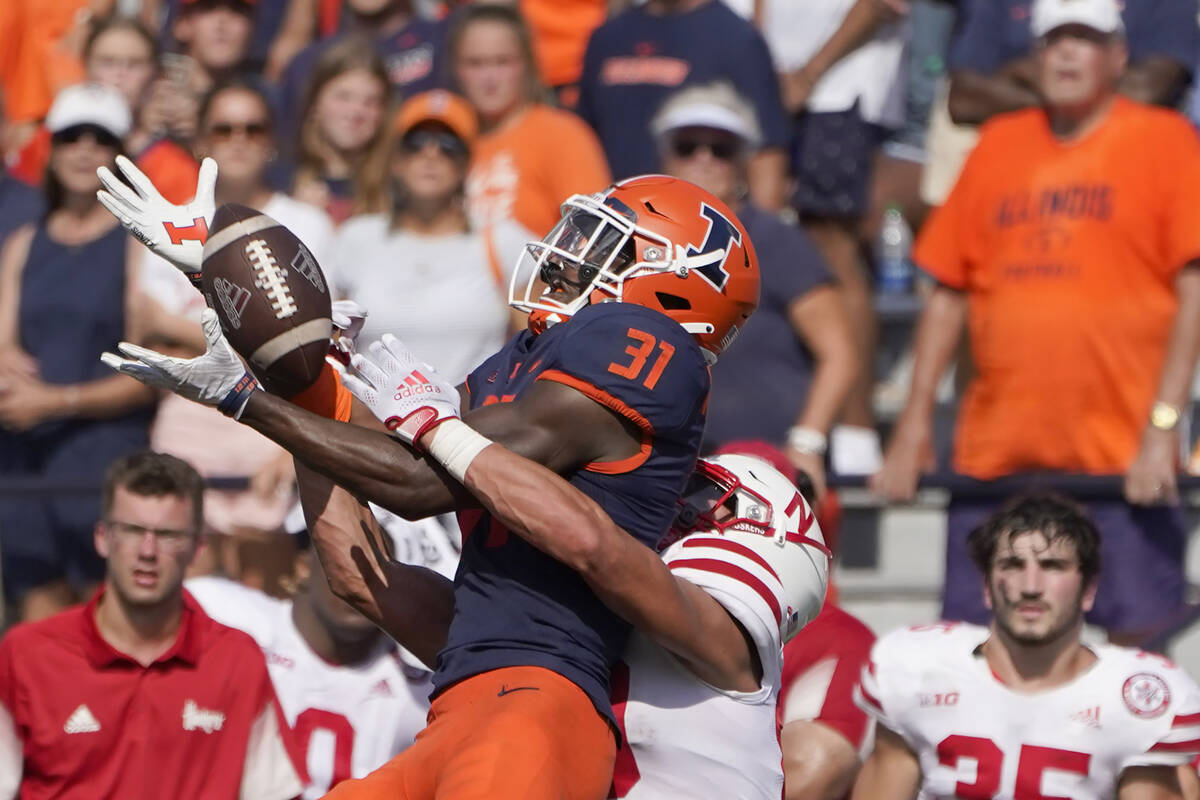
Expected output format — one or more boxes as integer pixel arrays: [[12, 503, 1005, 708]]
[[539, 302, 710, 436]]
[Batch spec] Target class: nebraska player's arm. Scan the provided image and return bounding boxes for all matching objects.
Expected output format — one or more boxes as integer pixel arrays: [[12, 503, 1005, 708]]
[[1117, 766, 1185, 799], [240, 375, 638, 520], [447, 438, 761, 693], [850, 724, 921, 800], [294, 460, 454, 668], [782, 721, 859, 800]]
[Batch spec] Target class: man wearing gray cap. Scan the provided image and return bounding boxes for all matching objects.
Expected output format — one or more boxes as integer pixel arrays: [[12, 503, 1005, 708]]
[[651, 82, 857, 500]]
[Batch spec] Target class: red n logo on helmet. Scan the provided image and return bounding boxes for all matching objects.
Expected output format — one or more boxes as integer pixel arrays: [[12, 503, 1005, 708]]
[[686, 204, 741, 290]]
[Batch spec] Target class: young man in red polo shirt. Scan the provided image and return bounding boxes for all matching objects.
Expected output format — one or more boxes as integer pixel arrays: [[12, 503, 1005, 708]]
[[0, 452, 303, 800]]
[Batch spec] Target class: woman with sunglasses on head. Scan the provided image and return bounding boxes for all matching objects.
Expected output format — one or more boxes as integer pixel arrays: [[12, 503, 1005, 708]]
[[652, 83, 858, 502], [331, 90, 530, 387], [141, 78, 335, 590], [453, 4, 610, 239], [0, 84, 156, 622], [289, 38, 392, 225]]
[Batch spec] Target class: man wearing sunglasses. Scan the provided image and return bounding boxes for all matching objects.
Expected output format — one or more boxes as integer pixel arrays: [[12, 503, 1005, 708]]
[[0, 452, 303, 800], [651, 82, 857, 502]]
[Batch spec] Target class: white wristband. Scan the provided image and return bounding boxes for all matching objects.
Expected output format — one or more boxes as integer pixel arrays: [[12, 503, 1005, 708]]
[[787, 425, 828, 456], [425, 419, 494, 483]]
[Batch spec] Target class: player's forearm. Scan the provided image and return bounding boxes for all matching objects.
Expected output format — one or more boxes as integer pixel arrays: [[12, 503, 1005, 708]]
[[947, 70, 1040, 125], [894, 284, 966, 429], [240, 391, 468, 519], [295, 461, 452, 666], [782, 721, 860, 800]]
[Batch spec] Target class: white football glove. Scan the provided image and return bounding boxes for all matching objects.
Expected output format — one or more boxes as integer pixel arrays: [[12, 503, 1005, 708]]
[[342, 334, 460, 448], [97, 154, 218, 287], [101, 308, 259, 418], [329, 299, 369, 368]]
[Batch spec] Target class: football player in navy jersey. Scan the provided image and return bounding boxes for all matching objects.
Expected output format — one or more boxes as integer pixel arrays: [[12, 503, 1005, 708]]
[[100, 160, 759, 799]]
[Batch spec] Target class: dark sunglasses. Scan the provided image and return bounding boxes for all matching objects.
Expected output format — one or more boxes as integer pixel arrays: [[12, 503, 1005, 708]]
[[670, 136, 741, 161], [400, 130, 468, 159], [207, 121, 270, 140], [51, 123, 121, 148]]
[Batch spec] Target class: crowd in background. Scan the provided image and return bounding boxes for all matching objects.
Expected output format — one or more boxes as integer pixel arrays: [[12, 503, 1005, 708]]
[[5, 0, 1200, 796], [3, 0, 1200, 633]]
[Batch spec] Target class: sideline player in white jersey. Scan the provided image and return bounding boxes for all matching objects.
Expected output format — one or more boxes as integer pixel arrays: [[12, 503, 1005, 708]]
[[301, 335, 832, 800], [852, 493, 1200, 800], [186, 548, 434, 798]]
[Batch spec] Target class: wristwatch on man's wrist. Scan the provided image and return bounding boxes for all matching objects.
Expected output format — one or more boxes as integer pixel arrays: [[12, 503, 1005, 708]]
[[1150, 401, 1181, 432]]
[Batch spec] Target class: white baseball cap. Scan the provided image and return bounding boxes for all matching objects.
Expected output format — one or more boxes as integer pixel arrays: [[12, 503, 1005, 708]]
[[1031, 0, 1124, 37], [651, 83, 762, 149], [45, 83, 132, 140]]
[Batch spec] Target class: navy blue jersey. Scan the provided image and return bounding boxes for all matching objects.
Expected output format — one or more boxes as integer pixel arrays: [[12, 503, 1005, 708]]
[[432, 302, 710, 724]]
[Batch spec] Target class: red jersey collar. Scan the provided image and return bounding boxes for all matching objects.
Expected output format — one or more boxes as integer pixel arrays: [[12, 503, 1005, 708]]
[[81, 587, 203, 669]]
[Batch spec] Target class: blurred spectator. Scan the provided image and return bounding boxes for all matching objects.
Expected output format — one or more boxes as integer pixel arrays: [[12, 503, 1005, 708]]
[[173, 0, 259, 97], [289, 39, 392, 223], [577, 0, 790, 211], [518, 0, 607, 107], [0, 97, 42, 254], [0, 84, 156, 623], [87, 17, 202, 205], [278, 0, 445, 138], [872, 0, 1200, 644], [655, 84, 856, 498], [0, 1, 52, 157], [777, 0, 908, 478], [188, 551, 434, 798], [145, 0, 292, 75], [0, 451, 304, 800], [332, 90, 528, 385], [948, 0, 1195, 126], [141, 79, 334, 592], [852, 493, 1200, 799], [453, 4, 610, 238]]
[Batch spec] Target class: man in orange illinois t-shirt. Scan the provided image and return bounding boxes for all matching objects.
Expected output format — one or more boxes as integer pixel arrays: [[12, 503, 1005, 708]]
[[872, 0, 1200, 644]]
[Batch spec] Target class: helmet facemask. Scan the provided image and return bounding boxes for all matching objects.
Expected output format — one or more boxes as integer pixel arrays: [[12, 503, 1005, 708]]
[[510, 191, 730, 333]]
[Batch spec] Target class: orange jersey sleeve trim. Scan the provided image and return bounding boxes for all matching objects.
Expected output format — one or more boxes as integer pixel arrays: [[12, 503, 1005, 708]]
[[287, 362, 352, 422], [536, 368, 653, 474]]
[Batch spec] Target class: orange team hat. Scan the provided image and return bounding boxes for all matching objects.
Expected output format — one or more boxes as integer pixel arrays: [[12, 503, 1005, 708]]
[[394, 90, 479, 146]]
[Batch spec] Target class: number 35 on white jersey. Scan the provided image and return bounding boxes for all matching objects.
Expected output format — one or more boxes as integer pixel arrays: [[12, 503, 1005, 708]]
[[855, 622, 1200, 799]]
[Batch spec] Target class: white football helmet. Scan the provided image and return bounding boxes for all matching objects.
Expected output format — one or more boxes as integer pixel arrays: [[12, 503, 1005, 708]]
[[665, 453, 830, 643]]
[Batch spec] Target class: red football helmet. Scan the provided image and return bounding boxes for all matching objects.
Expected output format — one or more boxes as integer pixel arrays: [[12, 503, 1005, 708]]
[[509, 175, 760, 363]]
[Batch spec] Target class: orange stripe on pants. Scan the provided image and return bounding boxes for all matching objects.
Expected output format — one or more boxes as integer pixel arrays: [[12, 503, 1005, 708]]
[[322, 666, 616, 800]]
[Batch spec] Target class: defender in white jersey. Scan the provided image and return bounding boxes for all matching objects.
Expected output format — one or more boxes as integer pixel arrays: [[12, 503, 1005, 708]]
[[186, 554, 434, 799], [308, 338, 831, 800], [851, 493, 1200, 800]]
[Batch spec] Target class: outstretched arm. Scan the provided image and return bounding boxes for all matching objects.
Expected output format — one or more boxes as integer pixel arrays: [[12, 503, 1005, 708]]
[[294, 460, 453, 668], [447, 433, 760, 692]]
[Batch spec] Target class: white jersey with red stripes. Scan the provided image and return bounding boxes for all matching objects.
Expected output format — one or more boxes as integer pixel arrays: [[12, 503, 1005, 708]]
[[186, 577, 432, 799], [856, 622, 1200, 799], [610, 532, 822, 800]]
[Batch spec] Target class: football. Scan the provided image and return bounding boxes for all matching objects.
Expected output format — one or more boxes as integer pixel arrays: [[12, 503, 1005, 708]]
[[201, 203, 332, 397]]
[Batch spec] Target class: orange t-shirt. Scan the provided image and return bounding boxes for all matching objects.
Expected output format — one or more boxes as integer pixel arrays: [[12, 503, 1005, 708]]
[[466, 104, 611, 238], [914, 97, 1200, 479], [0, 0, 52, 123], [519, 0, 607, 89]]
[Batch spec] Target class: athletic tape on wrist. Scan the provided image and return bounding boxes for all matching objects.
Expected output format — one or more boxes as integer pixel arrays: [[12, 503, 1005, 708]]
[[425, 419, 494, 483]]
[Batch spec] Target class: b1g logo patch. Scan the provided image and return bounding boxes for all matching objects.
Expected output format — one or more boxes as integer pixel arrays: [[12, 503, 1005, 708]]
[[1123, 673, 1171, 718]]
